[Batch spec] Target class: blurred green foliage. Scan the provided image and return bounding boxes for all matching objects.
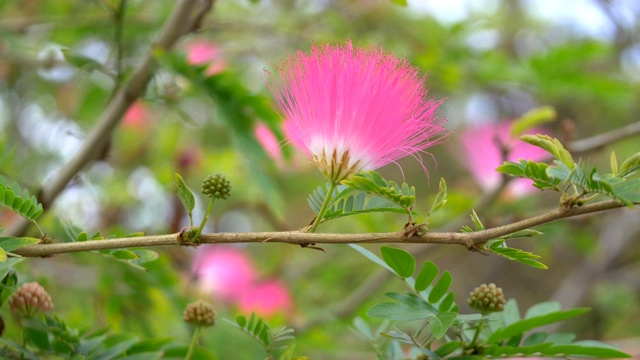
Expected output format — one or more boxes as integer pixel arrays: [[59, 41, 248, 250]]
[[0, 0, 639, 358]]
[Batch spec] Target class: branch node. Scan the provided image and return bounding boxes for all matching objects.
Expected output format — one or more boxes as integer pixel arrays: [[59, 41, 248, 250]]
[[178, 227, 201, 247]]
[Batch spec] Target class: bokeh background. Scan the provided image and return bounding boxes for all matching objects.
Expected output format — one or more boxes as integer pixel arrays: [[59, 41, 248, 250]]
[[1, 0, 639, 358]]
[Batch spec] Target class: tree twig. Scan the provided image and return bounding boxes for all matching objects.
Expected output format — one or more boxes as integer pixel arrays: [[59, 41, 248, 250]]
[[13, 200, 635, 257], [5, 0, 214, 237], [569, 120, 640, 154]]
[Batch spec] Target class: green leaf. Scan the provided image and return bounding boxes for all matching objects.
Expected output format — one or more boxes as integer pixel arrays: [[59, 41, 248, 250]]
[[0, 247, 6, 263], [434, 340, 463, 357], [612, 178, 640, 203], [469, 210, 485, 231], [352, 317, 373, 339], [380, 246, 415, 278], [130, 250, 159, 265], [342, 171, 416, 211], [486, 240, 548, 269], [542, 341, 631, 358], [525, 301, 561, 318], [367, 301, 434, 322], [425, 178, 447, 224], [438, 292, 456, 313], [428, 271, 452, 303], [349, 244, 394, 273], [610, 151, 619, 175], [414, 261, 439, 292], [173, 173, 195, 213], [500, 229, 543, 240], [320, 191, 412, 223], [94, 337, 139, 360], [111, 249, 140, 260], [162, 345, 218, 359], [487, 307, 590, 343], [390, 0, 407, 6], [430, 312, 457, 339], [0, 237, 40, 252], [0, 176, 44, 221], [523, 332, 548, 346], [236, 314, 247, 328], [510, 106, 557, 137], [0, 267, 17, 306], [619, 152, 640, 177], [127, 338, 173, 354], [521, 134, 575, 169]]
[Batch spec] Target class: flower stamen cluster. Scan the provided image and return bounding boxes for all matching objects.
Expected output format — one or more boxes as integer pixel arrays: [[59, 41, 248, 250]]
[[183, 299, 216, 327], [467, 283, 506, 313], [8, 282, 54, 318]]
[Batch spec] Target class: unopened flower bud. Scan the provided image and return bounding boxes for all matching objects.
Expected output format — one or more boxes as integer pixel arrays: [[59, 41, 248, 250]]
[[8, 282, 54, 318], [467, 283, 505, 313], [183, 300, 216, 327], [201, 174, 231, 200]]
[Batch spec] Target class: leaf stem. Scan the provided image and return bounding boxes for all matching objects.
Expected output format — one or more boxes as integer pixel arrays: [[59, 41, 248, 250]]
[[469, 318, 485, 350], [30, 220, 45, 238], [308, 182, 337, 233], [185, 325, 202, 360], [196, 198, 216, 238]]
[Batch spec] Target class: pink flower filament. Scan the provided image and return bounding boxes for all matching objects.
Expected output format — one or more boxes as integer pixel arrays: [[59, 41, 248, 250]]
[[268, 41, 446, 182]]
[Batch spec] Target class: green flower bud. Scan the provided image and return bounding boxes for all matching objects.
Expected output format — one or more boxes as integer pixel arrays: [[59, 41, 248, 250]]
[[201, 173, 231, 200], [8, 282, 54, 318], [467, 283, 505, 313], [183, 300, 216, 327]]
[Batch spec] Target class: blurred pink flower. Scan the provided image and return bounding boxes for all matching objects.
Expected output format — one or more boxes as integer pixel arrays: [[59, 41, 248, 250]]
[[459, 121, 549, 196], [122, 101, 150, 129], [255, 123, 284, 167], [185, 41, 225, 76], [193, 247, 256, 302], [268, 41, 446, 182], [238, 280, 292, 318], [193, 246, 293, 318]]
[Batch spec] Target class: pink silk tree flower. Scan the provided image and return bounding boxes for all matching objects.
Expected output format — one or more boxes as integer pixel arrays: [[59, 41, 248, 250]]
[[459, 121, 549, 196], [192, 246, 257, 302], [185, 41, 226, 76], [267, 41, 447, 183], [238, 280, 292, 318]]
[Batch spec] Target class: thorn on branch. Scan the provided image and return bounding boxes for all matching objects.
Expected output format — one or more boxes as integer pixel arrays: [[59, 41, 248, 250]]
[[299, 243, 325, 252]]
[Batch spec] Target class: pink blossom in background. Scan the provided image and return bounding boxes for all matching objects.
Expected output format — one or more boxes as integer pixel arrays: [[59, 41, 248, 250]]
[[185, 41, 226, 76], [459, 121, 549, 196], [238, 280, 292, 318], [268, 41, 447, 182], [193, 246, 293, 318], [193, 247, 256, 302], [122, 101, 150, 129], [255, 123, 284, 167]]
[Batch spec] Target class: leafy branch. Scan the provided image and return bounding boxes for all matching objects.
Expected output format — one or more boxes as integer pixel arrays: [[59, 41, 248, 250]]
[[351, 245, 631, 358], [4, 0, 215, 238], [7, 198, 636, 258]]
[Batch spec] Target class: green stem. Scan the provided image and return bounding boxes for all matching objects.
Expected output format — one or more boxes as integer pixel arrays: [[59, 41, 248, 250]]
[[470, 318, 485, 349], [196, 198, 216, 238], [185, 325, 202, 360], [31, 220, 45, 238], [308, 182, 337, 233]]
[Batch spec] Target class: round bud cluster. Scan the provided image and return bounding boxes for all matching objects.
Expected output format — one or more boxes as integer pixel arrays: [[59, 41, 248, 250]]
[[467, 283, 505, 313], [201, 173, 231, 200], [183, 300, 216, 327], [8, 282, 54, 318]]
